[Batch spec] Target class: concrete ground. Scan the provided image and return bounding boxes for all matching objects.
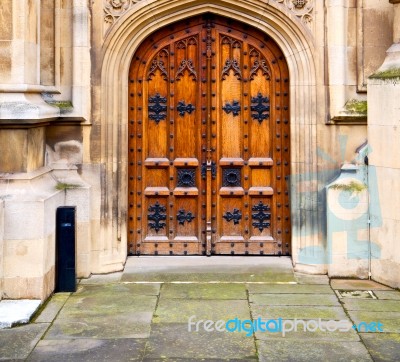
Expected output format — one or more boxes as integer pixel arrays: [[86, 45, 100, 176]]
[[1, 256, 399, 361]]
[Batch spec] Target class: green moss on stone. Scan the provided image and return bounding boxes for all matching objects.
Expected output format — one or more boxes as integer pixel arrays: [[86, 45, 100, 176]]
[[370, 68, 400, 79], [49, 101, 73, 109], [330, 181, 367, 193], [344, 100, 368, 115], [55, 182, 80, 191], [46, 100, 73, 114]]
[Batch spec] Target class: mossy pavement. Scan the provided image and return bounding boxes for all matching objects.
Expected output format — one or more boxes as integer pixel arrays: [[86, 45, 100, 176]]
[[0, 256, 399, 361]]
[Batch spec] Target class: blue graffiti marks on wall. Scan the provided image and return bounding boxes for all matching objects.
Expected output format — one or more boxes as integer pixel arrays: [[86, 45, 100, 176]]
[[293, 142, 382, 265]]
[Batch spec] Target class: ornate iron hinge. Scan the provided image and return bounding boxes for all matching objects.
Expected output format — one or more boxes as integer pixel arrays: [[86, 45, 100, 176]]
[[222, 100, 241, 116], [177, 209, 195, 225], [148, 201, 167, 233], [177, 101, 195, 117], [252, 201, 271, 232], [223, 209, 242, 225], [251, 93, 270, 124], [148, 93, 167, 124]]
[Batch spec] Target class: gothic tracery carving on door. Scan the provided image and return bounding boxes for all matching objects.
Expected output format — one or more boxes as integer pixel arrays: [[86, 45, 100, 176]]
[[128, 15, 290, 256]]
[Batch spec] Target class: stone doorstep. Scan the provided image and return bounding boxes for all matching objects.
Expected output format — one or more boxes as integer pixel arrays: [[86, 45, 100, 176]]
[[0, 299, 41, 329]]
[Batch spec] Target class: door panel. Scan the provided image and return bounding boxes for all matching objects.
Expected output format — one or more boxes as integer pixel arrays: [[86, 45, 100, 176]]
[[128, 15, 290, 256]]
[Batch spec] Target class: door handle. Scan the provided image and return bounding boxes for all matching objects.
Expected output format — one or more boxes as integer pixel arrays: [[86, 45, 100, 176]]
[[201, 162, 217, 179]]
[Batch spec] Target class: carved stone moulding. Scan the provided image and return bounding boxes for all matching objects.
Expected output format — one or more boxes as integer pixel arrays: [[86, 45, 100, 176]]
[[292, 0, 307, 8], [104, 0, 144, 34], [104, 0, 314, 36], [272, 0, 314, 29]]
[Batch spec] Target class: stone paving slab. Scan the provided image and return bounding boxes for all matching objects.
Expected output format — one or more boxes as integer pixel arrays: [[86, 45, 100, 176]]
[[27, 338, 147, 362], [68, 283, 161, 298], [373, 290, 400, 300], [341, 298, 400, 312], [160, 283, 247, 299], [255, 320, 360, 343], [246, 284, 333, 294], [294, 273, 330, 285], [144, 323, 257, 360], [0, 323, 49, 360], [3, 258, 398, 362], [256, 340, 373, 362], [122, 270, 296, 283], [44, 311, 153, 339], [346, 311, 400, 333], [79, 272, 123, 285], [120, 283, 162, 295], [330, 279, 392, 290], [56, 290, 158, 320], [40, 284, 158, 340], [142, 359, 256, 362], [249, 294, 340, 306], [153, 299, 251, 324], [359, 333, 400, 362], [250, 304, 348, 320], [34, 293, 70, 323], [255, 329, 360, 344]]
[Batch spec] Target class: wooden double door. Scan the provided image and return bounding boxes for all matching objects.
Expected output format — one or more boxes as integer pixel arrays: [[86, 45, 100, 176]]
[[128, 15, 290, 256]]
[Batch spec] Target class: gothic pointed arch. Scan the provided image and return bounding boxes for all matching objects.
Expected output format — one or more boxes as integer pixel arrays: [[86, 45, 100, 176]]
[[97, 0, 319, 269]]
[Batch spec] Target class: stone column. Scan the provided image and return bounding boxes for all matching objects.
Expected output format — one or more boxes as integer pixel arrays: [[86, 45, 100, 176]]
[[0, 200, 4, 300], [366, 0, 400, 288], [326, 0, 349, 118], [0, 0, 59, 173], [391, 0, 400, 43], [0, 1, 63, 300]]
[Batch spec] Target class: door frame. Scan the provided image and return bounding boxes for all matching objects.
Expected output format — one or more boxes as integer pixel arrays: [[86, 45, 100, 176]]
[[99, 1, 321, 271], [127, 16, 291, 256]]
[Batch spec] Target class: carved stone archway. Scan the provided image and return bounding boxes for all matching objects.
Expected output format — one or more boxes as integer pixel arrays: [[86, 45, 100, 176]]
[[98, 0, 320, 272]]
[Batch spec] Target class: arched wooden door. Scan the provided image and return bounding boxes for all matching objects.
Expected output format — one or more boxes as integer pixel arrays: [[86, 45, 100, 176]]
[[128, 15, 290, 256]]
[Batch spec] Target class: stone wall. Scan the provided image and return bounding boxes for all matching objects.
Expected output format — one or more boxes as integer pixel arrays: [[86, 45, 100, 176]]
[[0, 0, 96, 300], [0, 171, 64, 300], [0, 200, 4, 300], [327, 0, 393, 121], [368, 43, 400, 288]]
